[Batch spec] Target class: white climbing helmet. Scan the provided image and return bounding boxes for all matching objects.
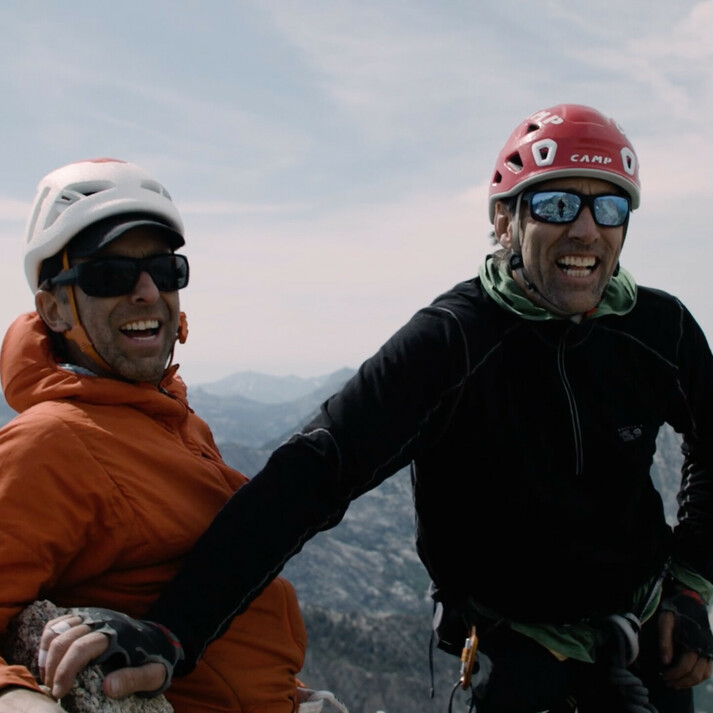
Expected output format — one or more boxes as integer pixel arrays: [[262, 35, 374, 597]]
[[23, 157, 185, 291]]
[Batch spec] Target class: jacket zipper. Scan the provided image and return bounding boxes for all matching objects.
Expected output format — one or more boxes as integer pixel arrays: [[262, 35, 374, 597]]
[[557, 333, 584, 475]]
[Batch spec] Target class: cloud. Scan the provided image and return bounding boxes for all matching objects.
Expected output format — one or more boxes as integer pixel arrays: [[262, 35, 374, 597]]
[[259, 2, 503, 143], [636, 1, 713, 61], [562, 2, 713, 124]]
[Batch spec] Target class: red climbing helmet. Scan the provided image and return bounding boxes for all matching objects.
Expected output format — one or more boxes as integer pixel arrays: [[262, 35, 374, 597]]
[[488, 104, 640, 222]]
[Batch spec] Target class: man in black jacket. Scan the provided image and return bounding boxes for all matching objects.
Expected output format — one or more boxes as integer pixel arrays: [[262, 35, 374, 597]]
[[41, 105, 713, 713]]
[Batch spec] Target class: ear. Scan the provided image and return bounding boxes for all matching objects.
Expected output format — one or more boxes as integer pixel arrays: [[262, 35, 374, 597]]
[[493, 202, 514, 249], [35, 290, 73, 333]]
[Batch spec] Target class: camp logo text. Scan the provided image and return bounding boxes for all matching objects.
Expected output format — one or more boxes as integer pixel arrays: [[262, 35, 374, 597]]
[[569, 154, 613, 165]]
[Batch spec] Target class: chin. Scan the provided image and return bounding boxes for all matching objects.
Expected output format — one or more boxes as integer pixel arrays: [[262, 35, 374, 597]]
[[116, 360, 167, 384]]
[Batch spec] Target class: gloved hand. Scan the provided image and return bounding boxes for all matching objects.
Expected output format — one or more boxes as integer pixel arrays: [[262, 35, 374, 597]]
[[659, 579, 713, 659], [70, 607, 184, 696]]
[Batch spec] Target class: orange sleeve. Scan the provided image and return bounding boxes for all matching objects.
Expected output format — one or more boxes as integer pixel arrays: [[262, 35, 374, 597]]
[[0, 656, 42, 693]]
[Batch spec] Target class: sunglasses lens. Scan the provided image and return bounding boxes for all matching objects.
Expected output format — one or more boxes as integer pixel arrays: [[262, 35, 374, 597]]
[[528, 191, 629, 227], [75, 255, 189, 297], [592, 196, 630, 227], [529, 192, 581, 223], [149, 255, 189, 291], [78, 260, 138, 297]]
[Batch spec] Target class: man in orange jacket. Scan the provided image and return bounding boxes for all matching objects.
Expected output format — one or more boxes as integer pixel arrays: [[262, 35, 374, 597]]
[[0, 158, 315, 712]]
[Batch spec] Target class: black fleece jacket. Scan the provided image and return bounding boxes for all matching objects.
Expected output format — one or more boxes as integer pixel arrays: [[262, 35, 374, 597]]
[[148, 277, 713, 673]]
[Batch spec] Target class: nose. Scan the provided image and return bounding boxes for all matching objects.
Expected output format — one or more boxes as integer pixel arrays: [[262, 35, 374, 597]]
[[569, 205, 599, 244], [129, 270, 161, 303]]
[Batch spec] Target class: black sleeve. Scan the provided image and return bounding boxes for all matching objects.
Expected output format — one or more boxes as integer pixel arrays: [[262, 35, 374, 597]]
[[671, 303, 713, 582], [145, 302, 471, 674]]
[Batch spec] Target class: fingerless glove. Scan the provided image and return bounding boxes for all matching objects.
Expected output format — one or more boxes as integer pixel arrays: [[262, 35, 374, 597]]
[[71, 607, 185, 696], [659, 578, 713, 659]]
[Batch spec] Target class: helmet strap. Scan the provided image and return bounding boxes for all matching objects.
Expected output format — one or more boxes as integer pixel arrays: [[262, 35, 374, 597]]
[[509, 192, 525, 255], [508, 193, 540, 294], [59, 248, 114, 373]]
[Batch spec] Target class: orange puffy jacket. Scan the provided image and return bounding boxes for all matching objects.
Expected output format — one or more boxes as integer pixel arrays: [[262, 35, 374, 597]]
[[0, 312, 307, 712]]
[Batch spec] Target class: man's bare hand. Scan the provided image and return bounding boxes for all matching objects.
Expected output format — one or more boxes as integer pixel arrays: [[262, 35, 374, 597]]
[[39, 614, 166, 700], [658, 609, 713, 689], [0, 687, 63, 712]]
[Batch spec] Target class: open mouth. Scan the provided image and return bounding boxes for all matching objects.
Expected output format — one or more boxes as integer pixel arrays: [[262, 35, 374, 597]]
[[556, 255, 599, 277], [120, 319, 160, 339]]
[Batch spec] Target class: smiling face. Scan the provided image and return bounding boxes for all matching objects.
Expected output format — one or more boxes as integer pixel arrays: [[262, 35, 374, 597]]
[[493, 177, 628, 316], [37, 227, 181, 385]]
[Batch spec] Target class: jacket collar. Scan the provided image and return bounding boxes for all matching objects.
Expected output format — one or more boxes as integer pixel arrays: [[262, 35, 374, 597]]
[[1, 312, 189, 420]]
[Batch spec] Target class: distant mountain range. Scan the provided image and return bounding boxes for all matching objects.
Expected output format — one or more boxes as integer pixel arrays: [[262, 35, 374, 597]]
[[1, 370, 711, 712], [185, 367, 355, 449], [192, 368, 355, 404]]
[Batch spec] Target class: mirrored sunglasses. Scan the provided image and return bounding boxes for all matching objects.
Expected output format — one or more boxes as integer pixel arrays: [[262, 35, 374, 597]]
[[524, 190, 630, 228], [43, 254, 190, 297]]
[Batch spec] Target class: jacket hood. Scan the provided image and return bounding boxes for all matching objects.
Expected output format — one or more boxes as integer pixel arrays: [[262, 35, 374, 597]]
[[1, 312, 189, 419]]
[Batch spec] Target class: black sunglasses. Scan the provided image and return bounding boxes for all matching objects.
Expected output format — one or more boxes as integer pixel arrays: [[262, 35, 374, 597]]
[[43, 254, 190, 297], [524, 190, 630, 228]]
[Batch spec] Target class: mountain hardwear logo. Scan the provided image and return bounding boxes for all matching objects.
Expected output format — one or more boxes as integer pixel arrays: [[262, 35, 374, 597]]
[[618, 425, 643, 442]]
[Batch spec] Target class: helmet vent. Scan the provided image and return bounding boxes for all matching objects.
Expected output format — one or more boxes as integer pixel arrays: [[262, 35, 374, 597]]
[[24, 187, 51, 245], [504, 152, 524, 173], [39, 181, 114, 231], [64, 180, 114, 199], [57, 190, 82, 205], [526, 122, 540, 134], [141, 180, 173, 202], [621, 147, 637, 176]]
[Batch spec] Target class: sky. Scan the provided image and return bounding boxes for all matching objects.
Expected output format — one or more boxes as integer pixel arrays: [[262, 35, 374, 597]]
[[1, 1, 712, 386]]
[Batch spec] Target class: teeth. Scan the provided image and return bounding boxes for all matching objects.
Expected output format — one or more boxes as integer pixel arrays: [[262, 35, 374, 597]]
[[122, 320, 159, 331], [558, 256, 596, 268]]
